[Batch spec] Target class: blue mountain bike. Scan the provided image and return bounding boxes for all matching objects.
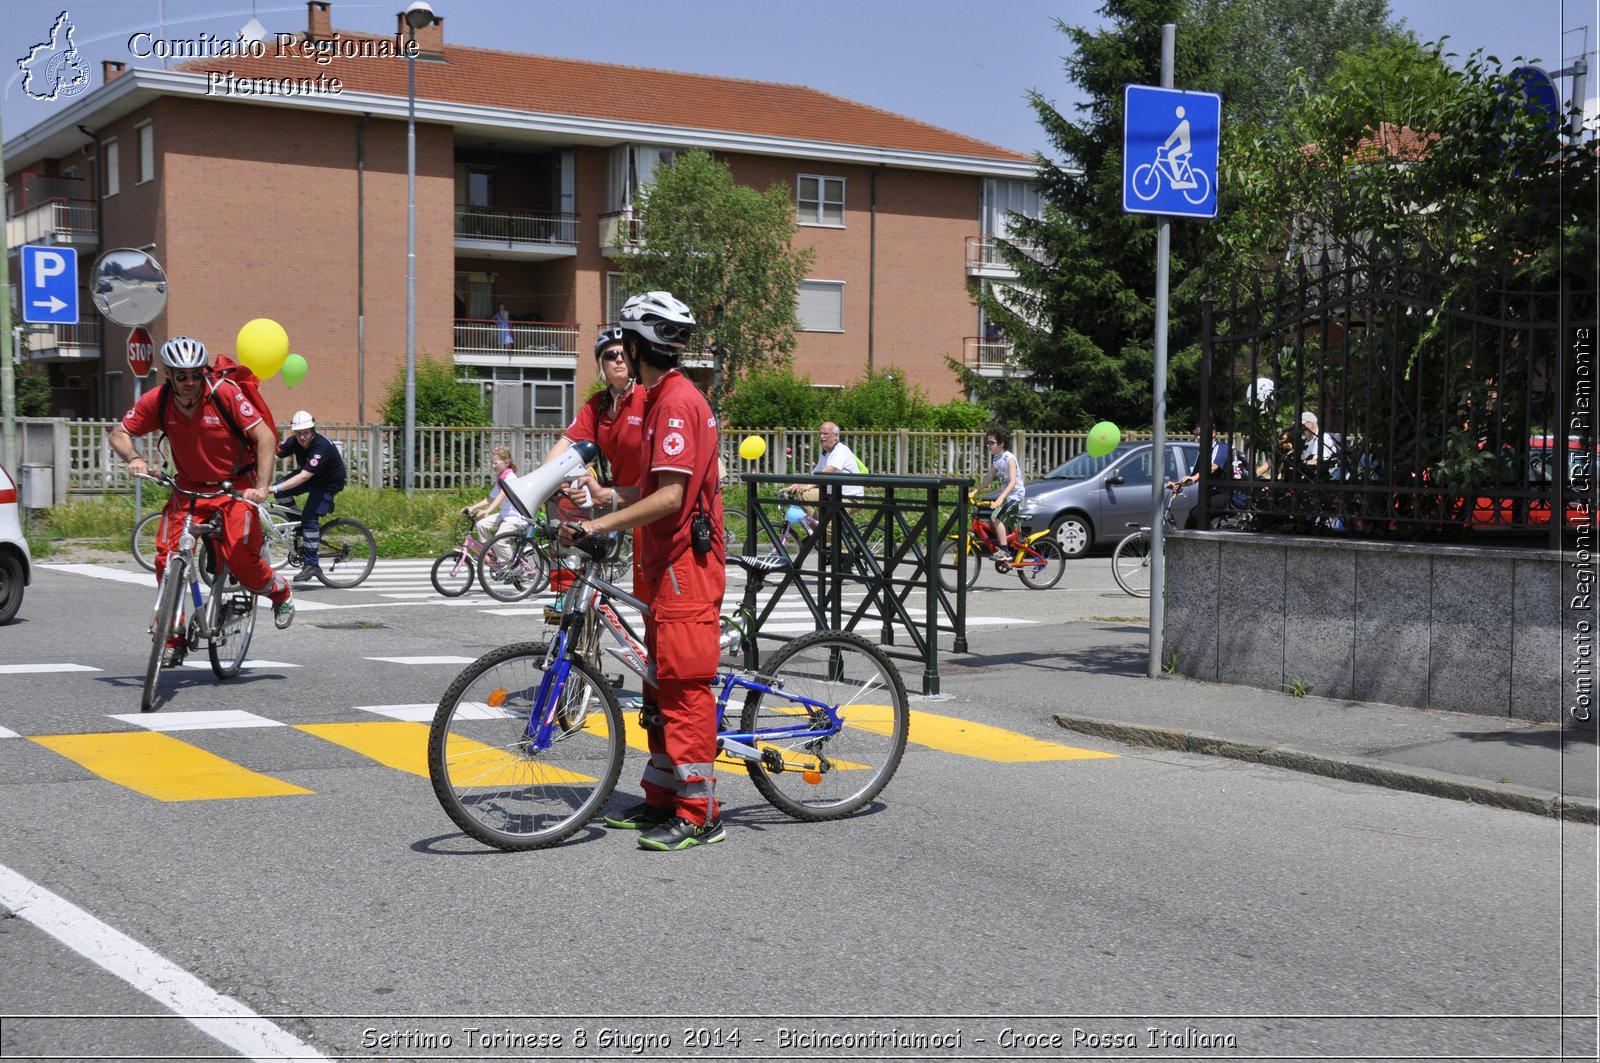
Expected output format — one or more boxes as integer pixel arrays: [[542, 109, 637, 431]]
[[426, 535, 911, 851]]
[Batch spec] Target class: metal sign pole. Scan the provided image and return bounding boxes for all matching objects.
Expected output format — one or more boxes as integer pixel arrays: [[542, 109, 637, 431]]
[[1147, 23, 1175, 679]]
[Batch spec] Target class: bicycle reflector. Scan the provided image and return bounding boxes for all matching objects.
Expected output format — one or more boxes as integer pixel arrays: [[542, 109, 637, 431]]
[[802, 769, 823, 785], [486, 688, 508, 708], [785, 505, 807, 525]]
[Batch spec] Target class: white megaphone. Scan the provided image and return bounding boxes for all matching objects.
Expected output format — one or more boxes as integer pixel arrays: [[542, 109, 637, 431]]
[[504, 439, 599, 517]]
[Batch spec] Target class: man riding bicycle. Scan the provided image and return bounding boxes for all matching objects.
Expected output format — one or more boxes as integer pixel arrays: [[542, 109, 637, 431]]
[[271, 409, 348, 583], [107, 337, 296, 665]]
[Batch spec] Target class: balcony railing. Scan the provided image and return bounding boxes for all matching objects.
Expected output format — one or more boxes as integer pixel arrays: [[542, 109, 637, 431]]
[[964, 235, 1044, 275], [454, 206, 578, 248], [963, 337, 1020, 371], [5, 197, 99, 248], [25, 319, 102, 357], [454, 318, 579, 358], [598, 210, 641, 252]]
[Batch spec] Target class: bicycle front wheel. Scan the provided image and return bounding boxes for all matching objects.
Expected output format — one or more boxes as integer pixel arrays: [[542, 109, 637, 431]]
[[315, 518, 377, 588], [1017, 536, 1065, 590], [428, 642, 625, 851], [431, 550, 476, 597], [131, 511, 162, 573], [737, 630, 910, 821], [478, 531, 548, 601], [1111, 530, 1153, 598], [142, 558, 186, 713], [207, 571, 257, 679], [936, 538, 982, 593]]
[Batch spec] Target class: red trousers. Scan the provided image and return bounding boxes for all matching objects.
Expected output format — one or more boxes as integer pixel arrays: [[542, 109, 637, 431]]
[[636, 550, 726, 825], [154, 496, 290, 606]]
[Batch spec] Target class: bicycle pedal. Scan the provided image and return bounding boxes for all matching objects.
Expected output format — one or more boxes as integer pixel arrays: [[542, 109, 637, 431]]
[[609, 674, 624, 689]]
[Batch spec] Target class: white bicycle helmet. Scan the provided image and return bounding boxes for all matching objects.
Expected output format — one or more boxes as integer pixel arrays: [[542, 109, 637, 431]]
[[619, 291, 695, 350], [593, 326, 626, 356], [290, 410, 315, 431], [160, 336, 208, 369]]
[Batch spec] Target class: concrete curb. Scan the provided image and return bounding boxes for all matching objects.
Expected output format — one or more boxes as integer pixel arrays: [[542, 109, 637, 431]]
[[1053, 714, 1600, 826]]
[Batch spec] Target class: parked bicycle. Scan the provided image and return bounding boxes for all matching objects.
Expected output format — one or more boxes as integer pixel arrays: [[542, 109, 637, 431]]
[[427, 533, 911, 852], [1111, 487, 1181, 598], [136, 474, 259, 713], [134, 500, 375, 589], [937, 497, 1064, 591]]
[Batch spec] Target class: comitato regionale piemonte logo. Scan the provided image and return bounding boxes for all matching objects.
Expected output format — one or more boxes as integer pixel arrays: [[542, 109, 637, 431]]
[[17, 10, 91, 102]]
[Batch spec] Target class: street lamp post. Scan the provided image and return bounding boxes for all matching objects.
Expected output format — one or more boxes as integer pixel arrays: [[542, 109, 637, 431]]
[[402, 0, 435, 493]]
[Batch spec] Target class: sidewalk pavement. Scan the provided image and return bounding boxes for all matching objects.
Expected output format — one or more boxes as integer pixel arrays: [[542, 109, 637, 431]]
[[926, 618, 1599, 824]]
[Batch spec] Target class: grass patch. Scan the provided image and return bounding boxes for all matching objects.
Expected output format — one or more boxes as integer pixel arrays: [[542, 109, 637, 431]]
[[1283, 676, 1312, 697]]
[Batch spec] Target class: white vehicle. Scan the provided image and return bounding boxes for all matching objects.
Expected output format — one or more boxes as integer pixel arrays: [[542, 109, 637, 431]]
[[0, 465, 33, 624]]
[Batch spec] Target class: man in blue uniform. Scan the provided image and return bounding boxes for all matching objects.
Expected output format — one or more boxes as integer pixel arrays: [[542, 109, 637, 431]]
[[272, 410, 348, 582]]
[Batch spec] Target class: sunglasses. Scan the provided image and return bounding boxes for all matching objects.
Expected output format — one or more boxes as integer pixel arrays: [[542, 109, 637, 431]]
[[599, 350, 628, 362], [168, 370, 203, 382]]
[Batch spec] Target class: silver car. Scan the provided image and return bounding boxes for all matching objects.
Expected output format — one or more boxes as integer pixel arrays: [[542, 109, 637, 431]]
[[0, 464, 33, 624], [1017, 441, 1202, 558]]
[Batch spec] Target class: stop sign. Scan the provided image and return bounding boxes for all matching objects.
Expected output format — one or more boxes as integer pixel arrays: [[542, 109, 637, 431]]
[[127, 326, 154, 377]]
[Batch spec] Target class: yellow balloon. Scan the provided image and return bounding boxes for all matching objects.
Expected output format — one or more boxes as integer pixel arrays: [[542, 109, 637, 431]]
[[738, 435, 767, 461], [236, 318, 289, 379]]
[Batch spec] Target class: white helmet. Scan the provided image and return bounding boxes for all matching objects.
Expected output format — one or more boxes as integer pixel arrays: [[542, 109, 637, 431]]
[[290, 410, 315, 431], [619, 291, 695, 351], [160, 336, 208, 369]]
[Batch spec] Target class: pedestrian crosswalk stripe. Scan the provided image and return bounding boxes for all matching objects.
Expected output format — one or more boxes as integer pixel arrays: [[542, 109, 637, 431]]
[[0, 663, 101, 674], [29, 732, 314, 801], [901, 708, 1118, 762], [107, 710, 285, 732], [357, 704, 437, 721], [0, 725, 20, 739], [295, 721, 431, 779], [365, 656, 478, 665]]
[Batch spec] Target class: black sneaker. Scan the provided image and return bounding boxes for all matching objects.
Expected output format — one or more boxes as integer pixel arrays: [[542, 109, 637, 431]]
[[603, 802, 673, 831], [292, 564, 319, 584], [638, 815, 726, 851]]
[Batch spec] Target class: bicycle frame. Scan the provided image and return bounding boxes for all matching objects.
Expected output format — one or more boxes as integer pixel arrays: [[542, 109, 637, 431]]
[[521, 544, 864, 764], [960, 508, 1053, 572]]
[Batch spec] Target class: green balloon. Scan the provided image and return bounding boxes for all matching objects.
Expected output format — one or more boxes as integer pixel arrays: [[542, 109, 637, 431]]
[[280, 352, 308, 388], [1086, 420, 1121, 457]]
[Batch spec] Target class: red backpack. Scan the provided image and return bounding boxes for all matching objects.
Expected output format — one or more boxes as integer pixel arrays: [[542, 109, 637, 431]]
[[155, 355, 278, 476]]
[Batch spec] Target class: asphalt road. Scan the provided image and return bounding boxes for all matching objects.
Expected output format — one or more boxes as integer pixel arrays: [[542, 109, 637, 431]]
[[0, 558, 1594, 1061]]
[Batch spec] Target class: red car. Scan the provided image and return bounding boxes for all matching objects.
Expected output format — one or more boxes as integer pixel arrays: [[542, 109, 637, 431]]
[[1470, 435, 1597, 529]]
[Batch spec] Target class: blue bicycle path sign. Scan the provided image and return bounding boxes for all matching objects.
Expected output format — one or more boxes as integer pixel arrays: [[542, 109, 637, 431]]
[[1123, 85, 1221, 219]]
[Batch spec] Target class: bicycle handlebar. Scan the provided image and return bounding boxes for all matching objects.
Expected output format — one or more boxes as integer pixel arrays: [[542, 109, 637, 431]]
[[137, 471, 243, 501]]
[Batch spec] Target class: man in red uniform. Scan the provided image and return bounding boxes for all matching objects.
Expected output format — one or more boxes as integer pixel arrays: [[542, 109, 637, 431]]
[[108, 337, 295, 664], [559, 292, 727, 851]]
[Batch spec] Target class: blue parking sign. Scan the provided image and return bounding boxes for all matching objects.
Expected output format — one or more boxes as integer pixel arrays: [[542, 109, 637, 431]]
[[1123, 85, 1221, 218], [20, 245, 79, 324]]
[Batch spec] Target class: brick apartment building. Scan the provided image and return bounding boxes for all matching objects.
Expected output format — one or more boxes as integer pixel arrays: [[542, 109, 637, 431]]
[[4, 1, 1040, 425]]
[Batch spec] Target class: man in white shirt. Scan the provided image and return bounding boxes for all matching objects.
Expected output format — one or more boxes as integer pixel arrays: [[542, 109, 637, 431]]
[[1300, 411, 1341, 472], [781, 422, 864, 501]]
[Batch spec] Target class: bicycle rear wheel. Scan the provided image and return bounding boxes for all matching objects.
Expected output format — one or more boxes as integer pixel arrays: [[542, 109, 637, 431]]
[[131, 511, 162, 573], [431, 550, 476, 596], [315, 518, 377, 588], [936, 539, 982, 593], [1111, 530, 1153, 598], [142, 558, 186, 713], [478, 531, 548, 601], [737, 630, 909, 821], [428, 642, 625, 851], [207, 570, 257, 679], [1017, 537, 1065, 590]]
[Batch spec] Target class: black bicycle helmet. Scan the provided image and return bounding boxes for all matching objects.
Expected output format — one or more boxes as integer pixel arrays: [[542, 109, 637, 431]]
[[594, 326, 626, 356]]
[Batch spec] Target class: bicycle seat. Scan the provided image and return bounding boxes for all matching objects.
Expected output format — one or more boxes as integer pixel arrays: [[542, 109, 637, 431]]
[[731, 554, 792, 576]]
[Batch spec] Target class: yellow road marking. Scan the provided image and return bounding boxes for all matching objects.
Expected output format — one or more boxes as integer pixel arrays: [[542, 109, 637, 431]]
[[30, 732, 313, 802], [298, 720, 601, 787], [903, 707, 1118, 762]]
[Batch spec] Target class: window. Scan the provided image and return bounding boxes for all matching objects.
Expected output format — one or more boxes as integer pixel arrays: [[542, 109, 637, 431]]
[[797, 280, 844, 332], [102, 139, 119, 197], [797, 175, 845, 226], [981, 178, 1040, 239], [135, 122, 153, 184], [465, 365, 574, 428], [605, 272, 627, 325]]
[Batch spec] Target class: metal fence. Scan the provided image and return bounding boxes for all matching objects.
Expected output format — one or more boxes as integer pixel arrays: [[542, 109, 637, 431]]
[[8, 422, 1145, 497], [1198, 249, 1597, 546]]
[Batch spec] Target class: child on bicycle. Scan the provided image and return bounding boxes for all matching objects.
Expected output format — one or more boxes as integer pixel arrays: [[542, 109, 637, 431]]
[[976, 427, 1026, 551], [462, 446, 523, 562]]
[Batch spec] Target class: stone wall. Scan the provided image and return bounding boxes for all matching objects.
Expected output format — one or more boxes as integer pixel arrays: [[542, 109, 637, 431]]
[[1163, 531, 1562, 721]]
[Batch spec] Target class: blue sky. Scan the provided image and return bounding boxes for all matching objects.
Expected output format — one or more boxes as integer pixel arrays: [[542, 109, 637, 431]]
[[4, 0, 1597, 157]]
